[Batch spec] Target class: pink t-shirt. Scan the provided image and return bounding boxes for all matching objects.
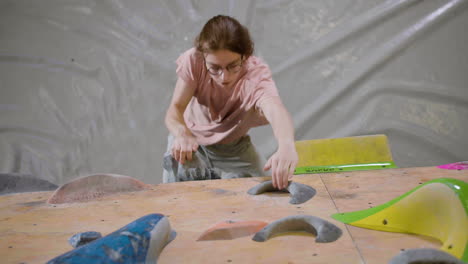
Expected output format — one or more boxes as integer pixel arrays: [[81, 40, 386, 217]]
[[175, 48, 280, 145]]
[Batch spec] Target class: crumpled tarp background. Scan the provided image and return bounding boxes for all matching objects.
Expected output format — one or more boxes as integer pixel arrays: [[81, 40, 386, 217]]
[[1, 0, 467, 185]]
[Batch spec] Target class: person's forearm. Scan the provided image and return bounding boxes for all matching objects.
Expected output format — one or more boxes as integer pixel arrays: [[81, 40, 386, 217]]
[[268, 104, 295, 148], [165, 105, 193, 138]]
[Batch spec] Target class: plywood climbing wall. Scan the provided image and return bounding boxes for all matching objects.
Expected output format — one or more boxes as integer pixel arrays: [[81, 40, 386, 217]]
[[1, 166, 467, 263]]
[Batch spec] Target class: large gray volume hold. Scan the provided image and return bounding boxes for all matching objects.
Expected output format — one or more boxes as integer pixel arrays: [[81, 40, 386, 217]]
[[252, 215, 342, 243], [247, 180, 316, 204]]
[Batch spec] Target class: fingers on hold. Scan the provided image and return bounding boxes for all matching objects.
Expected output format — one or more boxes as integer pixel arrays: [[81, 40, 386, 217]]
[[273, 162, 281, 189], [264, 159, 272, 171], [178, 149, 185, 164], [276, 161, 286, 189], [270, 164, 277, 188], [185, 148, 193, 161], [283, 169, 289, 188], [172, 148, 178, 163], [288, 163, 295, 179]]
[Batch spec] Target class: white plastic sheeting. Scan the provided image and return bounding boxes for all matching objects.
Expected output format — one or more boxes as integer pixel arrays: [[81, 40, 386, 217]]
[[1, 0, 467, 185]]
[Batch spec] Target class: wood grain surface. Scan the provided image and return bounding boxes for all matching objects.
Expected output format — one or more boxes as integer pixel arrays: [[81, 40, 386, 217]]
[[1, 166, 466, 263]]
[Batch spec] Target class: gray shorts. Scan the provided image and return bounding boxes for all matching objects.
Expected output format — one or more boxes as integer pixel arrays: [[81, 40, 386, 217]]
[[162, 135, 267, 183]]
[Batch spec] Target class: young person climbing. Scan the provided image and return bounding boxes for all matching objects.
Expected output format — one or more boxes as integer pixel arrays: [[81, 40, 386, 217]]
[[163, 15, 297, 190]]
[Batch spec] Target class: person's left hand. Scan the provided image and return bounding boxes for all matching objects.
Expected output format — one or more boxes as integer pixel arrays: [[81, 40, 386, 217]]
[[263, 142, 298, 190]]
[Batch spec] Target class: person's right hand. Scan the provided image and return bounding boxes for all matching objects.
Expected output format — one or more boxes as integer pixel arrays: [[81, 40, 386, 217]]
[[171, 134, 199, 165]]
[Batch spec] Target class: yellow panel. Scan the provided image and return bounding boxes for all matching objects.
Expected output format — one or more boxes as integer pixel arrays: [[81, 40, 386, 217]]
[[295, 134, 394, 167]]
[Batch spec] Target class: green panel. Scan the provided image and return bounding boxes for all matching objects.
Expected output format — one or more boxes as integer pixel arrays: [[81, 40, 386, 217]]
[[294, 162, 397, 174]]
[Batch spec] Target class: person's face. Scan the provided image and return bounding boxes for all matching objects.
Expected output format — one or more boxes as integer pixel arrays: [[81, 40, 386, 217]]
[[204, 49, 243, 87]]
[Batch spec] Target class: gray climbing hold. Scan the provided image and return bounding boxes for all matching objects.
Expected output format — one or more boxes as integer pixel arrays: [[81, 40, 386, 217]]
[[247, 180, 316, 204], [0, 173, 58, 195], [252, 215, 342, 243], [68, 231, 102, 248], [388, 248, 464, 264]]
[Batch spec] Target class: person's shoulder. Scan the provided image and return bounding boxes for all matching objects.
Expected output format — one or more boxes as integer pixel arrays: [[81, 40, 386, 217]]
[[176, 47, 205, 74], [243, 55, 273, 80], [245, 54, 268, 67], [180, 47, 204, 61]]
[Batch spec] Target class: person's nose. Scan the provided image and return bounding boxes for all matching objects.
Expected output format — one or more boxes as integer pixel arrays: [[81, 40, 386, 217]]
[[220, 69, 230, 81]]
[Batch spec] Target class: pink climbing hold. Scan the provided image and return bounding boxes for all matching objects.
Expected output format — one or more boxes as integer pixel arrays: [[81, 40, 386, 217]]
[[437, 161, 468, 170], [47, 174, 149, 204]]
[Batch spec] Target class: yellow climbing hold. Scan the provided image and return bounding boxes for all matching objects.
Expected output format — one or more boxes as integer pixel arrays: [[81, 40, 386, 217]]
[[332, 178, 468, 261]]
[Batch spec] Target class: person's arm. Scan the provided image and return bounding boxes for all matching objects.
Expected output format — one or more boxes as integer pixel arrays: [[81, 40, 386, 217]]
[[165, 77, 198, 164], [258, 97, 298, 190]]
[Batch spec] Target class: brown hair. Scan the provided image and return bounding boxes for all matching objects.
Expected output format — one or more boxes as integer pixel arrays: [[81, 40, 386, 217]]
[[195, 15, 254, 59]]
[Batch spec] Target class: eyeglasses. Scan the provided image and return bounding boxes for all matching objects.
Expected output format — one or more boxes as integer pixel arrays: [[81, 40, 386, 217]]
[[204, 57, 243, 76]]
